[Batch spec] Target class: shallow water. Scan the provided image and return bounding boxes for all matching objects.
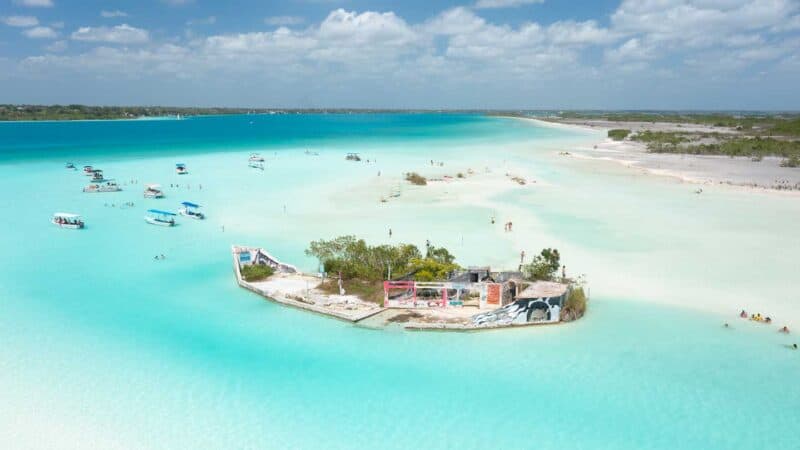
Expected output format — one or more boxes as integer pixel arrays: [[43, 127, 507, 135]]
[[1, 114, 798, 449]]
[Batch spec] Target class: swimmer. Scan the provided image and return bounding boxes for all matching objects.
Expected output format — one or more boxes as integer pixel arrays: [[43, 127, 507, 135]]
[[740, 310, 747, 318], [724, 323, 729, 328], [780, 326, 790, 334]]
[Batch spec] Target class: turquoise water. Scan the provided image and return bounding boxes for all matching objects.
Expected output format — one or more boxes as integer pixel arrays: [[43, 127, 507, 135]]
[[1, 114, 798, 449]]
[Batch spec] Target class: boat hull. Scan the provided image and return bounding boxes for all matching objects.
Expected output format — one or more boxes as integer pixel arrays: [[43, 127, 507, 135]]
[[52, 220, 83, 229], [145, 217, 175, 227], [179, 210, 204, 220]]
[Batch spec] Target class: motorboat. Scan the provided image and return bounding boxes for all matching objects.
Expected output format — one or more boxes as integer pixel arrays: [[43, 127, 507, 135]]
[[83, 181, 121, 193], [143, 184, 165, 198], [248, 161, 264, 170], [345, 153, 361, 161], [145, 209, 176, 227], [65, 162, 76, 169], [175, 163, 188, 175], [51, 212, 84, 229], [83, 165, 94, 175], [248, 153, 265, 162], [178, 201, 205, 220], [90, 169, 106, 182]]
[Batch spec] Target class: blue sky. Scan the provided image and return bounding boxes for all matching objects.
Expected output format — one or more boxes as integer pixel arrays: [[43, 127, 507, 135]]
[[1, 0, 799, 109]]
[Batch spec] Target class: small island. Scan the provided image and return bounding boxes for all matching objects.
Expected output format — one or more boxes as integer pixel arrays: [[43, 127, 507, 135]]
[[232, 236, 587, 331]]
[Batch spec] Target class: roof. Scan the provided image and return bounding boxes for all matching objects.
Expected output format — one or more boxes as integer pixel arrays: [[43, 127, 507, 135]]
[[181, 201, 200, 208], [53, 212, 80, 218], [147, 209, 176, 216], [517, 281, 569, 299]]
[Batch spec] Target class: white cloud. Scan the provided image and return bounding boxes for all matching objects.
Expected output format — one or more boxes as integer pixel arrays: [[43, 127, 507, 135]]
[[44, 39, 67, 52], [474, 0, 544, 9], [71, 24, 150, 44], [23, 26, 57, 38], [2, 15, 39, 27], [14, 0, 53, 7], [13, 4, 800, 90], [547, 20, 615, 45], [264, 16, 305, 26], [611, 0, 799, 47], [101, 10, 128, 19], [424, 7, 486, 35], [604, 38, 653, 64]]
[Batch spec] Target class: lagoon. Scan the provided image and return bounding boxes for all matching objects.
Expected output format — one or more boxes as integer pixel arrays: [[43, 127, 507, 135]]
[[1, 114, 798, 449]]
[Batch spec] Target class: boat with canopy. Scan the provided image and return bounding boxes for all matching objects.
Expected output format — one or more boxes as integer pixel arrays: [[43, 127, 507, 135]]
[[83, 181, 121, 193], [145, 209, 176, 227], [143, 184, 165, 198], [51, 212, 84, 229], [178, 201, 205, 220], [90, 169, 106, 182], [175, 163, 188, 175]]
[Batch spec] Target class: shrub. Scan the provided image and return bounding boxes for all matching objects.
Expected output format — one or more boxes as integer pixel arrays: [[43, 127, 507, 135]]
[[241, 264, 275, 282], [608, 129, 631, 141], [405, 172, 427, 185], [564, 287, 587, 317], [781, 155, 800, 168]]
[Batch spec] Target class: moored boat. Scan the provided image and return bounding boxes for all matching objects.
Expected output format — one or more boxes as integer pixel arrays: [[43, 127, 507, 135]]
[[83, 181, 121, 193], [145, 209, 177, 227], [248, 161, 264, 170], [65, 162, 76, 169], [83, 165, 94, 175], [248, 153, 265, 162], [176, 163, 188, 175], [144, 183, 165, 198], [51, 212, 84, 229], [90, 169, 106, 182], [178, 201, 205, 220]]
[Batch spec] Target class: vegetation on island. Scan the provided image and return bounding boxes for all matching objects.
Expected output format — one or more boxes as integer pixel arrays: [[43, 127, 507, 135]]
[[305, 236, 459, 302], [522, 248, 561, 281], [563, 287, 587, 321], [626, 130, 800, 165], [607, 129, 631, 141], [405, 172, 428, 185], [555, 112, 800, 136], [241, 264, 275, 282]]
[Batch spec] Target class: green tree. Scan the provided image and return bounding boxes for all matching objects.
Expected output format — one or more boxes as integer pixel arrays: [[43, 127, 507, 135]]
[[522, 248, 561, 281]]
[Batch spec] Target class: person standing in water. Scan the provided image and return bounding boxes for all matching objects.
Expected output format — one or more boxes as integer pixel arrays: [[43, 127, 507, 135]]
[[389, 228, 393, 238]]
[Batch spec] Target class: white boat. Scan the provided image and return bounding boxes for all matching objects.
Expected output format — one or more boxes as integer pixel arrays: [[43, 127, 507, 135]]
[[175, 163, 188, 175], [83, 165, 94, 175], [51, 212, 84, 229], [145, 209, 176, 227], [143, 183, 165, 198], [90, 170, 106, 182], [248, 161, 264, 170], [248, 153, 265, 162], [83, 181, 121, 193], [178, 201, 205, 220]]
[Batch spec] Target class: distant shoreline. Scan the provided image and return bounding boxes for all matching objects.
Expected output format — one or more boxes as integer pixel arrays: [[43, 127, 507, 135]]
[[514, 117, 800, 195]]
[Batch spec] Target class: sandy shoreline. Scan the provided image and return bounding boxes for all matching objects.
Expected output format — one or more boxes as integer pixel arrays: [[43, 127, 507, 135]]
[[523, 118, 800, 194]]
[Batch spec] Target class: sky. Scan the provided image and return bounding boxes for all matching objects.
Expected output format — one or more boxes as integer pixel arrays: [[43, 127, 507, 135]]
[[0, 0, 799, 110]]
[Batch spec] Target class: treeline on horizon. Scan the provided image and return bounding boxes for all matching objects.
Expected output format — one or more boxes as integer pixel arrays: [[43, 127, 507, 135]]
[[2, 104, 799, 122]]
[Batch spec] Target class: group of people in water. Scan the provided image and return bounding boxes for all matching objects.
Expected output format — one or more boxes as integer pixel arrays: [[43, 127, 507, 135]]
[[154, 254, 166, 261], [736, 310, 795, 348]]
